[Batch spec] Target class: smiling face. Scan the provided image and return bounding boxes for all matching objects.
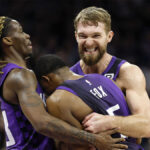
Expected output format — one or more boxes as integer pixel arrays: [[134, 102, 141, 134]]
[[75, 21, 113, 66], [6, 20, 32, 58]]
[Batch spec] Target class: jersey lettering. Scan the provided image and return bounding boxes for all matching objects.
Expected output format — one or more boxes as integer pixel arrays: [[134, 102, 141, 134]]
[[90, 85, 107, 99]]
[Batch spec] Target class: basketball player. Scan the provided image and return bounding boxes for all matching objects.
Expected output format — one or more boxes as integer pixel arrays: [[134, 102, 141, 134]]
[[70, 6, 150, 139], [0, 16, 126, 150], [34, 54, 142, 150]]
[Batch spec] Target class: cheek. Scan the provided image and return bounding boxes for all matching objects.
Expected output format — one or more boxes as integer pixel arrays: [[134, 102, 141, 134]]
[[77, 40, 84, 47], [98, 38, 107, 46], [41, 82, 49, 92]]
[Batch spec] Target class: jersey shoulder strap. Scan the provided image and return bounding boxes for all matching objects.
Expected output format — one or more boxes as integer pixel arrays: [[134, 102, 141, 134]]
[[103, 56, 126, 81]]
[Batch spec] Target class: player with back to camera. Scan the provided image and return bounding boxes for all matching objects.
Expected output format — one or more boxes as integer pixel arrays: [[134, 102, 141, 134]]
[[34, 54, 142, 150]]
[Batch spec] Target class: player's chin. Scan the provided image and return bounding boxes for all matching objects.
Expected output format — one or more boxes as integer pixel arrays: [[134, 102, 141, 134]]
[[24, 50, 33, 59], [28, 45, 33, 52], [28, 47, 33, 54]]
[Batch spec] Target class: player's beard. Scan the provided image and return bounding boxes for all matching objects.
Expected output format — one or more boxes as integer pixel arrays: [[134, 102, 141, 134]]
[[79, 47, 106, 66]]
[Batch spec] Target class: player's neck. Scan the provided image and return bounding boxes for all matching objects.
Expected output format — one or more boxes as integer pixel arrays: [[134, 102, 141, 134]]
[[61, 69, 83, 81], [69, 72, 83, 80], [4, 49, 27, 68], [80, 53, 112, 74]]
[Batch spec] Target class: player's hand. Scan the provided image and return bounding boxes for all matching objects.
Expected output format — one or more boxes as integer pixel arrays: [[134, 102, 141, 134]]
[[0, 60, 8, 74], [95, 128, 128, 150], [83, 112, 113, 133]]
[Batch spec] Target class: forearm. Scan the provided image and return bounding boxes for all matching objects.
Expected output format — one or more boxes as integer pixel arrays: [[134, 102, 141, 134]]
[[111, 115, 150, 138], [19, 92, 97, 147], [36, 115, 97, 147], [20, 93, 96, 146]]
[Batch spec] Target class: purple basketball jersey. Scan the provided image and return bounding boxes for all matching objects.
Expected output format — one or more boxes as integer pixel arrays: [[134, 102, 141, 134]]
[[57, 74, 143, 150], [0, 63, 55, 150], [70, 56, 126, 81]]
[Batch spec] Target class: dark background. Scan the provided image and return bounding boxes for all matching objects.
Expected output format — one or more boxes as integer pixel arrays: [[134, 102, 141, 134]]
[[0, 0, 150, 149]]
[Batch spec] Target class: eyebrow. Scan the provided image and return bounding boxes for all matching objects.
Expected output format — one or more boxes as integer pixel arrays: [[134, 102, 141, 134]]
[[78, 32, 101, 35]]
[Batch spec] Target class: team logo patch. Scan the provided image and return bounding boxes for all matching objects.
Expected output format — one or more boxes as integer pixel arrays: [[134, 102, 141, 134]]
[[104, 73, 114, 79]]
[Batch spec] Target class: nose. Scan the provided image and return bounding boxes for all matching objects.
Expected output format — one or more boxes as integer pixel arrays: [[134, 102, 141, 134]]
[[25, 32, 30, 39], [84, 38, 94, 47]]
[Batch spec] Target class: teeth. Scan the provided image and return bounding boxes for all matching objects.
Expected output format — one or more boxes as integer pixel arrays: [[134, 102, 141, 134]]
[[86, 48, 95, 52]]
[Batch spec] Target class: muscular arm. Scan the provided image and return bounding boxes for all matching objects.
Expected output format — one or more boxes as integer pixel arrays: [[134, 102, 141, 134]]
[[47, 90, 85, 129], [4, 69, 126, 149], [5, 69, 93, 145], [47, 90, 127, 150], [111, 64, 150, 137], [83, 64, 150, 138], [47, 90, 85, 150]]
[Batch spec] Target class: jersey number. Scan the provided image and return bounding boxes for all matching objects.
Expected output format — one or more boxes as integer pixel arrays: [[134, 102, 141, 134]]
[[2, 111, 15, 147], [106, 104, 127, 138], [106, 104, 120, 116]]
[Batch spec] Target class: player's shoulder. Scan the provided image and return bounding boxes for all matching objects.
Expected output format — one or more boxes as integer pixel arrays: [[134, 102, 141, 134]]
[[49, 89, 74, 103], [120, 62, 143, 76], [5, 68, 37, 89], [11, 67, 34, 75], [47, 89, 78, 110], [118, 62, 146, 87], [9, 67, 35, 80]]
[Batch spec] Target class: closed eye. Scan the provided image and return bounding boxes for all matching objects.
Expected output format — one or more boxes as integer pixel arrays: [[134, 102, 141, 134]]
[[78, 34, 87, 39], [93, 34, 101, 38]]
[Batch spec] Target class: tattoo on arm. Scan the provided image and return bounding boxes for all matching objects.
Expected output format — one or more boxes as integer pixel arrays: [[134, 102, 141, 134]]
[[16, 74, 96, 145], [19, 91, 43, 107], [45, 118, 95, 145]]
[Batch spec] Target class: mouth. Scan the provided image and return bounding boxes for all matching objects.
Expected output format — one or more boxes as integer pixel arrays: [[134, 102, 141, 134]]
[[27, 41, 32, 48], [28, 45, 32, 49], [84, 47, 98, 54]]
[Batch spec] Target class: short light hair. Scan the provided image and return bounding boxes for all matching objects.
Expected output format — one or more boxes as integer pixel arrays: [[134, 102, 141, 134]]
[[74, 6, 111, 33]]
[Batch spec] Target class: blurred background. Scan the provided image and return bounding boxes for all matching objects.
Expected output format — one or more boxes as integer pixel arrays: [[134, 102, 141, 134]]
[[0, 0, 150, 149]]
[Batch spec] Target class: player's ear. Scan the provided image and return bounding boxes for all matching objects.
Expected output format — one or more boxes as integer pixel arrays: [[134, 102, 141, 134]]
[[42, 73, 54, 83], [2, 37, 13, 46], [41, 75, 50, 83], [75, 31, 78, 41], [107, 31, 114, 43]]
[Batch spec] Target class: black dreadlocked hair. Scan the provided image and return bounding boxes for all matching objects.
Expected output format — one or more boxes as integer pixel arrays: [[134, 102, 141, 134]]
[[34, 54, 67, 81], [0, 16, 13, 59]]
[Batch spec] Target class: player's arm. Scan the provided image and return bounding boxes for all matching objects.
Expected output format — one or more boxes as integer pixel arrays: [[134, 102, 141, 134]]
[[112, 64, 150, 137], [46, 90, 83, 129], [7, 69, 93, 145], [47, 90, 85, 150], [47, 90, 128, 150], [83, 64, 150, 138], [6, 69, 127, 149]]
